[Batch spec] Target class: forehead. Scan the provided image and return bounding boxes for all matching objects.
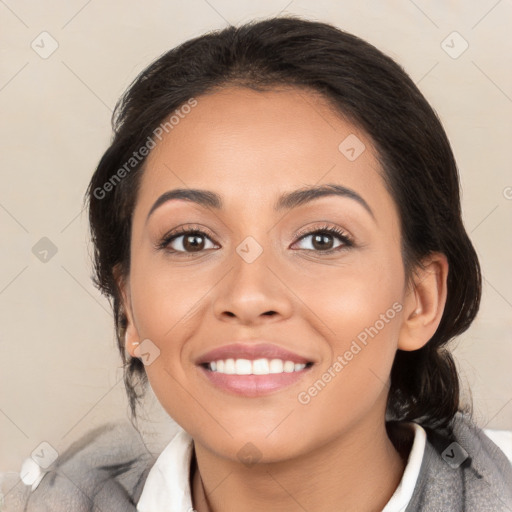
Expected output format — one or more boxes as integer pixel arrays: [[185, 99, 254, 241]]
[[135, 85, 392, 219]]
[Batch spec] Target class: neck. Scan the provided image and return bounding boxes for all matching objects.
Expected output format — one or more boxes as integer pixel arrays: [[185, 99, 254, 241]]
[[190, 413, 412, 512]]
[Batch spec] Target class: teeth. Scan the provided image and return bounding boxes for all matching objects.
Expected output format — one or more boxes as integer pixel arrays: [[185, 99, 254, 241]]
[[207, 358, 308, 375], [253, 358, 269, 375], [269, 359, 283, 373], [283, 361, 295, 373], [224, 358, 235, 374], [235, 359, 252, 375]]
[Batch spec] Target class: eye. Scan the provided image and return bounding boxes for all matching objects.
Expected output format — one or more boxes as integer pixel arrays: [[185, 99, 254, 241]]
[[156, 223, 354, 256], [156, 225, 218, 254], [292, 224, 354, 253]]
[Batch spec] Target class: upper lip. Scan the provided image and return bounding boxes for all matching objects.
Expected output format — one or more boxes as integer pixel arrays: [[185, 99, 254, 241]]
[[195, 342, 313, 365]]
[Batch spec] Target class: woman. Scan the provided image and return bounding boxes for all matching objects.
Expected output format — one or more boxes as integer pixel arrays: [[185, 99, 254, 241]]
[[5, 15, 512, 512]]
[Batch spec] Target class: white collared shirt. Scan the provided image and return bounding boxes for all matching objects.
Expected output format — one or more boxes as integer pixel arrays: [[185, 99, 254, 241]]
[[137, 422, 428, 512], [12, 418, 511, 510]]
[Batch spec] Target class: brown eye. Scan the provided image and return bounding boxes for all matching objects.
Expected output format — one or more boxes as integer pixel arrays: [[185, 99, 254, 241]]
[[293, 225, 354, 253], [156, 224, 219, 255], [163, 230, 216, 253]]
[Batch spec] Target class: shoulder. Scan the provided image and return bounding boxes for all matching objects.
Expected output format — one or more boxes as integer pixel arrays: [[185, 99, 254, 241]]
[[1, 420, 156, 512], [406, 412, 512, 511]]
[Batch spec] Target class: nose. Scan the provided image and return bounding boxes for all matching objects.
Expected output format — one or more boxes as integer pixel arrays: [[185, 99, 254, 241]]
[[211, 245, 293, 326]]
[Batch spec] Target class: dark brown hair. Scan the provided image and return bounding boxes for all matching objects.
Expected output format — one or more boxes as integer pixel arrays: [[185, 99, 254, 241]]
[[85, 15, 481, 431]]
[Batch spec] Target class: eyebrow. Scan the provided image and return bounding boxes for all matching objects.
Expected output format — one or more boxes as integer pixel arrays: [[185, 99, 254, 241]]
[[146, 183, 375, 223]]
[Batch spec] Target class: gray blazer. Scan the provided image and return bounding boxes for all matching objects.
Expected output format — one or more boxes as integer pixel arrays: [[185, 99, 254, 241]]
[[2, 412, 512, 511]]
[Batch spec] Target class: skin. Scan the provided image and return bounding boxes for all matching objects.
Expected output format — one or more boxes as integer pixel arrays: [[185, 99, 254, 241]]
[[118, 85, 448, 512]]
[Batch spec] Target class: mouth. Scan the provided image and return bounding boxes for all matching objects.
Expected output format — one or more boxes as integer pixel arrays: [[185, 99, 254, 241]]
[[195, 342, 315, 397]]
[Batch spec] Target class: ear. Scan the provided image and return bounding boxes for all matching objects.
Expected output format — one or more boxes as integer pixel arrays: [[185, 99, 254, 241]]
[[397, 252, 449, 351], [114, 264, 140, 359]]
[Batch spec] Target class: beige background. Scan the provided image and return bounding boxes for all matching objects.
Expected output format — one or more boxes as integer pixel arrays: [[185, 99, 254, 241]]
[[1, 0, 511, 473]]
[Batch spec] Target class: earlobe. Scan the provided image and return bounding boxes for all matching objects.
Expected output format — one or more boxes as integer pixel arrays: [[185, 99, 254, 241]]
[[398, 252, 449, 351], [122, 306, 141, 359], [114, 265, 140, 358]]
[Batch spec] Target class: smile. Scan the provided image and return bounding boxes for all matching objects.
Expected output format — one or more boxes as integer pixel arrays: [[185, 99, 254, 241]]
[[195, 341, 315, 396]]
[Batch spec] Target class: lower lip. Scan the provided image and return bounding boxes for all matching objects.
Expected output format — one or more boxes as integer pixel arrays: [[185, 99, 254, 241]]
[[198, 365, 313, 397]]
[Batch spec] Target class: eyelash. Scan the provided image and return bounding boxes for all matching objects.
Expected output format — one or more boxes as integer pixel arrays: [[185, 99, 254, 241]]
[[155, 223, 354, 256], [294, 224, 354, 252]]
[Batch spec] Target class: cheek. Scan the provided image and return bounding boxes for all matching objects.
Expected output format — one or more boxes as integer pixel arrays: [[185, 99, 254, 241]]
[[294, 248, 403, 399], [296, 247, 403, 345], [127, 258, 216, 405], [305, 284, 401, 387], [294, 287, 403, 441], [129, 253, 211, 341]]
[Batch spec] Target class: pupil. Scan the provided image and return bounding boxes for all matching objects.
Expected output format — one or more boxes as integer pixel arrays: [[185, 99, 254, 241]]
[[313, 233, 333, 250], [185, 234, 203, 252]]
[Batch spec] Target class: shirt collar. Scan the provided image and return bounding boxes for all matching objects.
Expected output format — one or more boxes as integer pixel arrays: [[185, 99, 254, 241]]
[[137, 428, 194, 511], [137, 422, 426, 512], [381, 421, 427, 511]]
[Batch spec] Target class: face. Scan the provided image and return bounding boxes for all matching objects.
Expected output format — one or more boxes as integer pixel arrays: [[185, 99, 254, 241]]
[[119, 85, 425, 464]]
